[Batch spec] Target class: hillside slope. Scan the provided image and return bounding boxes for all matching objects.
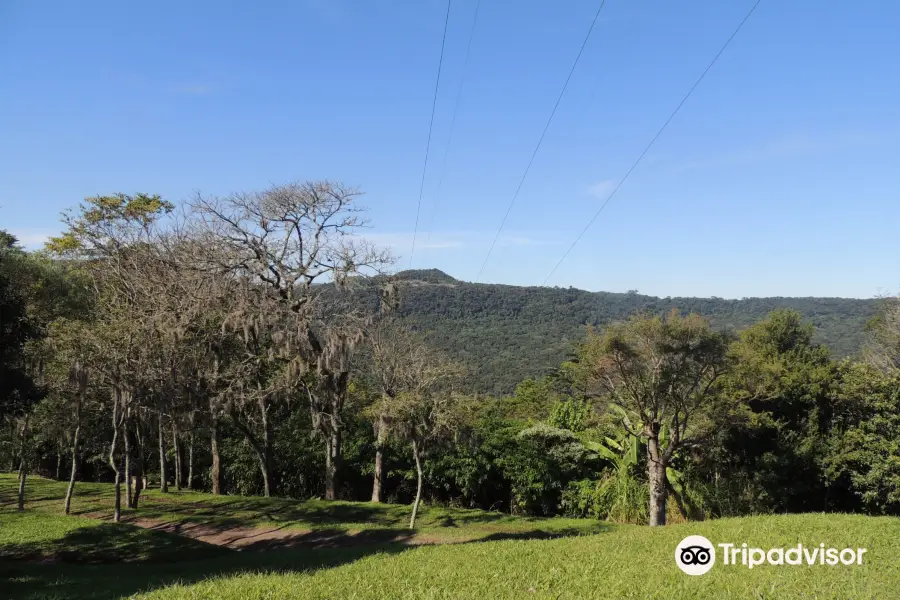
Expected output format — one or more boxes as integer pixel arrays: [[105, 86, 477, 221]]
[[389, 270, 878, 394]]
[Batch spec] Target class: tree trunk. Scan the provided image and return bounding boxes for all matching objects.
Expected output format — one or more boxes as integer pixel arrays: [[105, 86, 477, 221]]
[[187, 412, 195, 490], [64, 422, 80, 515], [256, 448, 272, 498], [173, 421, 182, 491], [647, 432, 668, 527], [133, 417, 145, 508], [259, 397, 272, 497], [230, 408, 272, 497], [17, 457, 27, 512], [56, 448, 63, 481], [109, 389, 122, 523], [210, 415, 223, 495], [371, 419, 386, 503], [158, 412, 168, 493], [17, 418, 29, 511], [325, 428, 342, 501], [9, 420, 18, 472], [409, 441, 424, 529], [124, 412, 133, 509]]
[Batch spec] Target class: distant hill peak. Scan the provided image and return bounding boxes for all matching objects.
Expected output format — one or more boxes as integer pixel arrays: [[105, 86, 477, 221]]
[[393, 269, 458, 284]]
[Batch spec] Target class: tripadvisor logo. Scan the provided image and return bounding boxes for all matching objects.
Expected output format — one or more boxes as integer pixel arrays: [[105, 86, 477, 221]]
[[675, 535, 716, 575], [675, 535, 867, 576]]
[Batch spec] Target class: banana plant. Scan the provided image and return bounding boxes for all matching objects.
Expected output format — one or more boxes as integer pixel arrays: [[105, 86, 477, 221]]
[[585, 404, 685, 492]]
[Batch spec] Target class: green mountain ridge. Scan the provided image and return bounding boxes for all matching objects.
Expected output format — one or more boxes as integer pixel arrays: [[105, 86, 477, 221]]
[[388, 269, 878, 394]]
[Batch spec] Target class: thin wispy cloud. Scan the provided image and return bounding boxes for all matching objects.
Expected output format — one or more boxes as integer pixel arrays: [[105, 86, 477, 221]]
[[587, 179, 617, 199], [8, 229, 56, 250], [172, 83, 214, 96], [670, 130, 882, 174]]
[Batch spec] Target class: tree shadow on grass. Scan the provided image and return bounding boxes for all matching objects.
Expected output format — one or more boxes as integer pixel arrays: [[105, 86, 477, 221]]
[[475, 526, 614, 543], [0, 528, 413, 600], [0, 520, 614, 600], [79, 492, 544, 529], [0, 523, 231, 564]]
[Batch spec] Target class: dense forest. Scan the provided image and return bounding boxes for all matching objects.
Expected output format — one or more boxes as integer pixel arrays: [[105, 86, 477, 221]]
[[390, 268, 878, 394], [2, 182, 899, 529]]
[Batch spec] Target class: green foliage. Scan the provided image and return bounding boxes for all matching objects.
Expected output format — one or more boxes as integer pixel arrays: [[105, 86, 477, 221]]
[[389, 271, 876, 394], [45, 193, 173, 255], [547, 399, 591, 432], [705, 309, 839, 514], [0, 232, 35, 419], [496, 424, 597, 516], [562, 471, 649, 524], [505, 376, 564, 421], [4, 204, 899, 535], [823, 362, 900, 514]]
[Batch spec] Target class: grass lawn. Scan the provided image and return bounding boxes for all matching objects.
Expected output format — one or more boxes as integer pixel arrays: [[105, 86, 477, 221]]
[[2, 474, 900, 599], [0, 474, 605, 545]]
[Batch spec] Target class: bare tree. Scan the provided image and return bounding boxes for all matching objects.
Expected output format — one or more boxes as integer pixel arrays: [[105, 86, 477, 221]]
[[189, 181, 393, 500], [580, 310, 729, 526]]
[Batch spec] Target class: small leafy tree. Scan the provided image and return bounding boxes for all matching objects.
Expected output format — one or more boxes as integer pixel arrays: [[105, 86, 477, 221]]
[[365, 324, 463, 526], [580, 310, 729, 526], [500, 423, 594, 516]]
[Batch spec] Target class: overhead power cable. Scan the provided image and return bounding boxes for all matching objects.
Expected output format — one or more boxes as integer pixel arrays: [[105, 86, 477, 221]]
[[543, 0, 763, 285], [474, 0, 607, 282], [425, 0, 483, 245], [409, 0, 453, 269]]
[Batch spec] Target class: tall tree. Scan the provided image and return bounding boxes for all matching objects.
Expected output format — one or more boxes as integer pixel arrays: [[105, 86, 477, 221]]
[[0, 232, 38, 510], [711, 309, 837, 514], [580, 311, 729, 526], [189, 181, 393, 499], [46, 193, 174, 518]]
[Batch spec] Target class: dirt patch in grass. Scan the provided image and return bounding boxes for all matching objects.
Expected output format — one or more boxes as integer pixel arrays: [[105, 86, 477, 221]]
[[72, 511, 597, 552], [101, 516, 425, 550]]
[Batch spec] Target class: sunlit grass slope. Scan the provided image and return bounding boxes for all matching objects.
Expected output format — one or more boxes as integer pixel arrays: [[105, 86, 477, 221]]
[[133, 513, 900, 600], [3, 474, 899, 599]]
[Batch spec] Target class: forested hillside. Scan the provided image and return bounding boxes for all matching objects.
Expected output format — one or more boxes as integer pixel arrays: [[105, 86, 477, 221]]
[[391, 269, 878, 394], [6, 189, 900, 532]]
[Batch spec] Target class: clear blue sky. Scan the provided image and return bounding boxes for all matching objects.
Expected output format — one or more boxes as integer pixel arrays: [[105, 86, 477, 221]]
[[2, 0, 898, 299]]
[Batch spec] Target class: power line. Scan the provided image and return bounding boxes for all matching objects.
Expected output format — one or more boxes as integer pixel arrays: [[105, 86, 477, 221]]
[[474, 0, 607, 282], [409, 0, 453, 270], [543, 0, 763, 286], [425, 0, 483, 245]]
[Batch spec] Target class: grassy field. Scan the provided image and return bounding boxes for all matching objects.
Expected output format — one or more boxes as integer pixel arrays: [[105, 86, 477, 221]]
[[2, 474, 900, 599], [0, 474, 605, 546]]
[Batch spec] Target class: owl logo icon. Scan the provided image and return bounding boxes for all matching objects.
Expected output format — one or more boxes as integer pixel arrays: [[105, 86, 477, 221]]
[[675, 535, 716, 575]]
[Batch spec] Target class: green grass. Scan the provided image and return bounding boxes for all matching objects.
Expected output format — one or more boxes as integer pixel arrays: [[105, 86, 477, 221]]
[[3, 474, 900, 599], [0, 474, 605, 544], [125, 514, 900, 600], [0, 512, 229, 564]]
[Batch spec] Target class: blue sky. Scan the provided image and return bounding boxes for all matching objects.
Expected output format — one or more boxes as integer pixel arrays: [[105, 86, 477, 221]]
[[1, 0, 898, 299]]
